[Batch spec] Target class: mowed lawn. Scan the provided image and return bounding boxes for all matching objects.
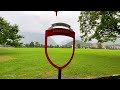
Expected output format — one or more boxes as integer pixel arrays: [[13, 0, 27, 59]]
[[0, 48, 120, 79]]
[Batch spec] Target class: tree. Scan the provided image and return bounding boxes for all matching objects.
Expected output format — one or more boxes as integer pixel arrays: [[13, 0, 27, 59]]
[[97, 43, 103, 49], [29, 42, 34, 47], [56, 45, 59, 48], [50, 44, 53, 48], [40, 44, 44, 48], [78, 11, 120, 43], [77, 44, 81, 48], [24, 44, 30, 47], [54, 45, 59, 48], [35, 42, 40, 47], [0, 17, 23, 47]]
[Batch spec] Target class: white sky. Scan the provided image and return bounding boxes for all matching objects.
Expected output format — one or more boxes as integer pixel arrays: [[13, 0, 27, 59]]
[[23, 11, 80, 34], [0, 11, 81, 44]]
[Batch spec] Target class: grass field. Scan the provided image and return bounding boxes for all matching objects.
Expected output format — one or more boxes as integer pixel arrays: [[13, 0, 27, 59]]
[[0, 48, 120, 79]]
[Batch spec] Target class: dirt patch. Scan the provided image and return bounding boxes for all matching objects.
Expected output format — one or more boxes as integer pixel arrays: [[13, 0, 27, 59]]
[[0, 56, 13, 62]]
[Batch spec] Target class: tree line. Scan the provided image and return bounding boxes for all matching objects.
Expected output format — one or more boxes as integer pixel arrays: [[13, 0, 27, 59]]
[[23, 41, 74, 48], [77, 43, 103, 49], [24, 41, 61, 48]]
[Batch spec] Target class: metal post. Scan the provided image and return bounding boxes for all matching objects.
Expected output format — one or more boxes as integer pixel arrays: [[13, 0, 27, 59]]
[[58, 69, 61, 79]]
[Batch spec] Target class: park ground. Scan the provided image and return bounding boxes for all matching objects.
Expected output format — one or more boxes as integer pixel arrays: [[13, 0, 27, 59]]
[[0, 48, 120, 79]]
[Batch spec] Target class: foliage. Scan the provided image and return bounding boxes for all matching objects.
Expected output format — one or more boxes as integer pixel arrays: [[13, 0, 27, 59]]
[[0, 17, 23, 47], [29, 42, 34, 47], [97, 43, 103, 49], [35, 42, 40, 47], [78, 11, 120, 43], [77, 44, 81, 48]]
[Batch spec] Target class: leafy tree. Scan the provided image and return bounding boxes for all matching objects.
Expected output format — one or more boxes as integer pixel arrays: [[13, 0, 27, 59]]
[[24, 44, 30, 47], [29, 41, 34, 47], [0, 17, 23, 47], [50, 44, 53, 48], [77, 44, 81, 48], [40, 44, 44, 48], [35, 42, 40, 47], [78, 11, 120, 43], [56, 45, 59, 48], [54, 45, 59, 48], [97, 43, 103, 49]]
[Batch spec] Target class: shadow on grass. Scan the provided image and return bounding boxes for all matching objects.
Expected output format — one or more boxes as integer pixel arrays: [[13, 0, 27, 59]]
[[93, 74, 120, 79], [0, 49, 16, 56]]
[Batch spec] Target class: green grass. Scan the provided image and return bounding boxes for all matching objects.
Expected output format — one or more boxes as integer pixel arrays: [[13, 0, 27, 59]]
[[0, 48, 120, 79]]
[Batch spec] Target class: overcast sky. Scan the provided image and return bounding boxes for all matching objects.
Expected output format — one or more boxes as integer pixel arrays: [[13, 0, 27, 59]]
[[0, 11, 81, 44]]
